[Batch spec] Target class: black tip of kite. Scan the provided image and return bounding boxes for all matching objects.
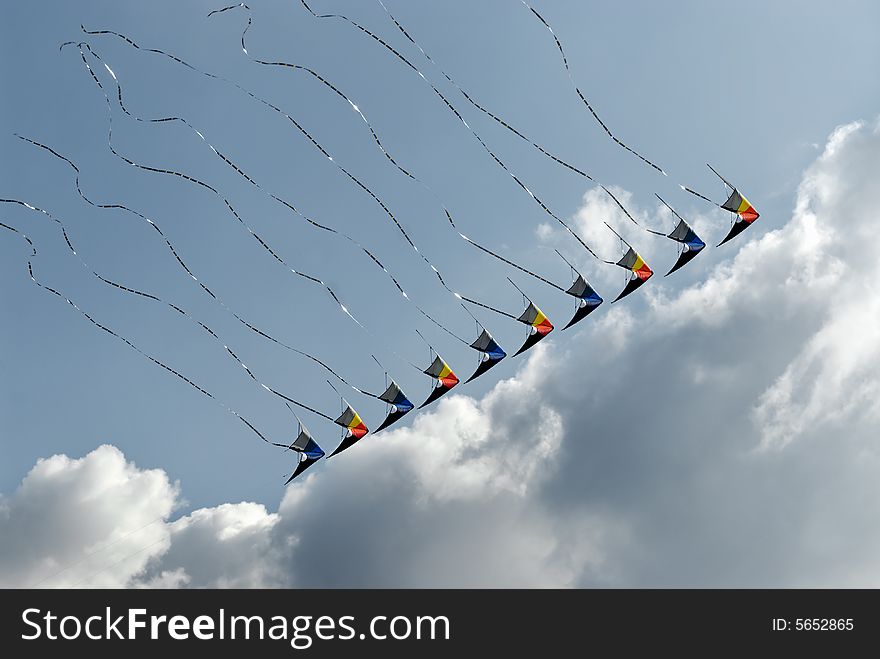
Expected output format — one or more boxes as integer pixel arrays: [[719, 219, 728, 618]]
[[464, 356, 504, 383], [327, 434, 363, 459], [418, 384, 455, 409], [561, 302, 601, 330], [512, 329, 551, 357], [611, 275, 650, 303], [716, 220, 752, 247], [664, 248, 702, 277], [375, 408, 411, 433]]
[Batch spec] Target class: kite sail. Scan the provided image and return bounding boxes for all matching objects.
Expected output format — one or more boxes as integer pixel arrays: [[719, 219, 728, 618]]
[[283, 419, 326, 483], [601, 185, 705, 277], [419, 351, 460, 409], [681, 164, 759, 247], [466, 327, 507, 383], [555, 250, 604, 329], [653, 194, 706, 276], [604, 224, 654, 303]]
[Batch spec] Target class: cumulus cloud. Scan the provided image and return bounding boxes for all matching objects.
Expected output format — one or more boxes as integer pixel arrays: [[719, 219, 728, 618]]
[[0, 445, 176, 588], [3, 117, 880, 588]]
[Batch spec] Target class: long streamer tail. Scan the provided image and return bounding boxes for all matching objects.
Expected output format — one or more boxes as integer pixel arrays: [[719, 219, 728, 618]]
[[79, 30, 474, 350], [296, 1, 606, 266], [65, 42, 365, 334], [520, 1, 666, 176], [0, 218, 292, 444], [15, 135, 389, 400], [2, 200, 343, 427]]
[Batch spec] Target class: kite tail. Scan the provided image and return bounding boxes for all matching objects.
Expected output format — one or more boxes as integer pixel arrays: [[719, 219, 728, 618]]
[[15, 138, 384, 400], [706, 163, 735, 190], [220, 2, 580, 312], [298, 0, 607, 267], [520, 1, 666, 176], [15, 135, 226, 305], [212, 3, 422, 185], [458, 295, 519, 322], [680, 184, 722, 208], [85, 24, 474, 353], [2, 200, 346, 427], [376, 0, 600, 187], [67, 43, 365, 333], [0, 219, 283, 446]]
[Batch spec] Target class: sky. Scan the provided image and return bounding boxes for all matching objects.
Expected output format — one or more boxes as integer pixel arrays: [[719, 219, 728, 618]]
[[1, 0, 880, 587]]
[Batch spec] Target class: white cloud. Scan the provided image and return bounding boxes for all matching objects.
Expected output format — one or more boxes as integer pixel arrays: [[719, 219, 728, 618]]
[[0, 445, 176, 588], [4, 117, 880, 588]]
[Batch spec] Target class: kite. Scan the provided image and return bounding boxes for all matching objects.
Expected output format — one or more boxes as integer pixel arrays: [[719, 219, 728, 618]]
[[466, 327, 507, 383], [555, 249, 604, 329], [653, 195, 706, 276], [326, 381, 370, 458], [374, 375, 416, 432], [681, 165, 760, 246], [604, 223, 654, 303], [418, 335, 460, 409], [283, 417, 326, 483]]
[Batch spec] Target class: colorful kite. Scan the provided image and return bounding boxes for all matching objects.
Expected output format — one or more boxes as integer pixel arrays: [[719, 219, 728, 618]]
[[374, 377, 415, 432], [283, 418, 326, 483], [555, 250, 604, 329], [681, 165, 760, 246], [466, 327, 507, 383], [652, 195, 706, 276], [420, 347, 460, 409], [605, 224, 654, 303]]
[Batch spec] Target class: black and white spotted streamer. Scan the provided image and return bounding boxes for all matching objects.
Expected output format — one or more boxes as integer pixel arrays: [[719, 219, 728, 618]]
[[0, 198, 345, 427], [0, 216, 295, 447], [519, 1, 667, 176], [74, 41, 472, 352], [297, 1, 611, 266]]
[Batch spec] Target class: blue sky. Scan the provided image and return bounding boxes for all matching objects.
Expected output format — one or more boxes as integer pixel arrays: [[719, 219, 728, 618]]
[[2, 1, 880, 587]]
